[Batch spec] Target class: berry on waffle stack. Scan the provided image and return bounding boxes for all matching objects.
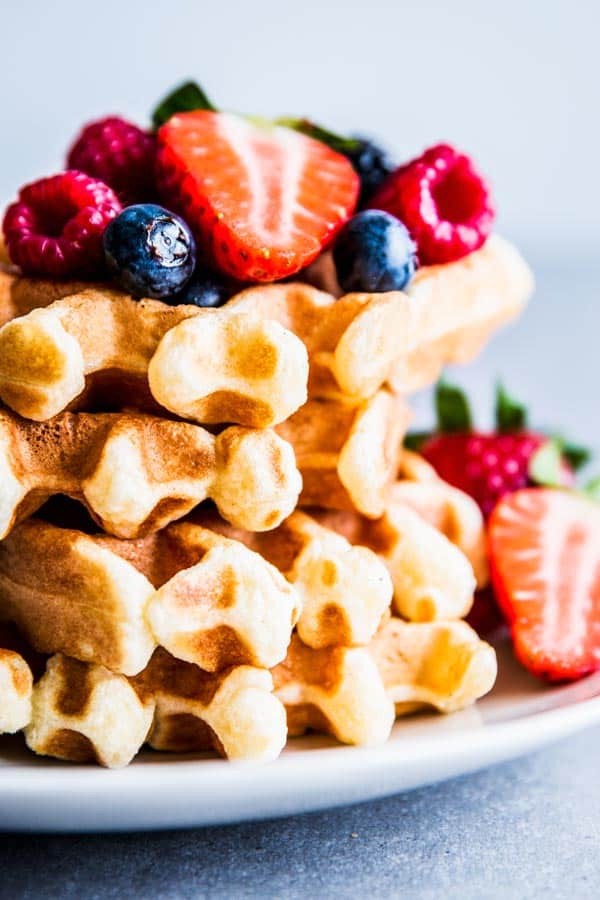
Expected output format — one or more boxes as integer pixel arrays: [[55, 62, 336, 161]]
[[0, 77, 591, 771]]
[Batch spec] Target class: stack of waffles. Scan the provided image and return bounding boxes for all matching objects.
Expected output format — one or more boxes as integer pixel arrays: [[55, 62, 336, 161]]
[[0, 233, 533, 767]]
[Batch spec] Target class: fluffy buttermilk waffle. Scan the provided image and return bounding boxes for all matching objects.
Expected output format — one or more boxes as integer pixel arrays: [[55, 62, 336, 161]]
[[0, 287, 309, 426], [227, 235, 533, 398], [0, 641, 33, 735], [272, 617, 496, 746], [275, 390, 410, 518], [0, 519, 299, 676], [132, 647, 286, 762], [0, 408, 301, 538], [25, 654, 154, 768], [22, 648, 287, 767], [192, 507, 393, 648]]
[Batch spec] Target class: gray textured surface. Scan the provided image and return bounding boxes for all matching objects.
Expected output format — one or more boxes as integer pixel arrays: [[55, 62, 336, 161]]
[[1, 261, 599, 898]]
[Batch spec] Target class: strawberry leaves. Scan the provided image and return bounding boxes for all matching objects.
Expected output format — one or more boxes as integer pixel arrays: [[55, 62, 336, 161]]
[[435, 379, 473, 432], [495, 383, 527, 432], [275, 119, 361, 155], [152, 82, 216, 130]]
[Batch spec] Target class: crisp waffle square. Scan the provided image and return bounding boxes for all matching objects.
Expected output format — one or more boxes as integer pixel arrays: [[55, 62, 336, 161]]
[[275, 390, 410, 517], [228, 235, 533, 399], [193, 507, 393, 648], [0, 289, 309, 426], [272, 617, 496, 746], [0, 644, 33, 735], [25, 654, 154, 768], [0, 409, 301, 538], [0, 519, 299, 676], [132, 647, 287, 761]]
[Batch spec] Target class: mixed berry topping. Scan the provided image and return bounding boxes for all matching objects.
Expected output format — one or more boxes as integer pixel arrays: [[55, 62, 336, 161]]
[[369, 143, 495, 265], [1, 81, 497, 293], [333, 210, 417, 293], [2, 171, 121, 278], [67, 116, 156, 205], [411, 381, 585, 518], [103, 203, 196, 298]]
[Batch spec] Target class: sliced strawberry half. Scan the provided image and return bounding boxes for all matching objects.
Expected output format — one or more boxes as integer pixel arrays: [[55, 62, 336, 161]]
[[488, 488, 600, 681], [156, 111, 359, 282]]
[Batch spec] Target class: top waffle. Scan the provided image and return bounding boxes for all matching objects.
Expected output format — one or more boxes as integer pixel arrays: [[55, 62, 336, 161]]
[[227, 234, 532, 398], [0, 281, 309, 426], [0, 234, 531, 423]]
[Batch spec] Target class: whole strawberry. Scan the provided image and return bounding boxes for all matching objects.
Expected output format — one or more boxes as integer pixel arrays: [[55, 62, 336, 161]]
[[410, 381, 588, 518], [67, 116, 156, 204]]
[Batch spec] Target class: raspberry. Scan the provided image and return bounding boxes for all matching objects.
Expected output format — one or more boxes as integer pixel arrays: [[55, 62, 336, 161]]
[[422, 431, 546, 517], [67, 117, 156, 204], [368, 143, 495, 264], [2, 171, 121, 278]]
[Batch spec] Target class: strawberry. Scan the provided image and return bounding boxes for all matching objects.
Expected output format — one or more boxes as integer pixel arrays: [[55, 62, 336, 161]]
[[155, 111, 359, 282], [410, 381, 586, 518], [488, 488, 600, 681]]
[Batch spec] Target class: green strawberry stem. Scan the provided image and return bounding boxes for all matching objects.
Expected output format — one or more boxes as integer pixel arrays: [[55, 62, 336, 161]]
[[152, 81, 217, 130], [435, 379, 472, 432], [274, 118, 360, 154], [495, 383, 527, 432]]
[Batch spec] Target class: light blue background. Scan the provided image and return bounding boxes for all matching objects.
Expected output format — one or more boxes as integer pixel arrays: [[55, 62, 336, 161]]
[[1, 0, 598, 261]]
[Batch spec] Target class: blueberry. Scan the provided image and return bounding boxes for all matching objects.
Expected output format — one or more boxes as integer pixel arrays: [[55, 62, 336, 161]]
[[333, 210, 417, 293], [103, 203, 196, 299], [169, 269, 234, 308], [346, 137, 395, 207]]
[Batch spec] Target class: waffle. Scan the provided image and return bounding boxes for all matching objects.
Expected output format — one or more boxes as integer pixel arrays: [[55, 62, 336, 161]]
[[312, 499, 476, 622], [369, 617, 497, 714], [0, 409, 301, 539], [132, 647, 287, 761], [0, 289, 309, 426], [276, 390, 409, 517], [0, 519, 299, 675], [272, 617, 496, 747], [228, 235, 532, 399], [0, 266, 94, 328], [272, 633, 395, 746], [393, 450, 489, 587], [0, 645, 33, 734], [193, 508, 393, 648], [25, 654, 154, 768]]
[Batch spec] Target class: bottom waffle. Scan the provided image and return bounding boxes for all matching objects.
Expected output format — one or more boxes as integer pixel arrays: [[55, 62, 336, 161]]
[[273, 618, 496, 746], [4, 614, 497, 766], [133, 647, 287, 762]]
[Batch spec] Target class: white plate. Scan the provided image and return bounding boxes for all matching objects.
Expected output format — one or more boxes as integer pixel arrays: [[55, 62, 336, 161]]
[[2, 635, 600, 833]]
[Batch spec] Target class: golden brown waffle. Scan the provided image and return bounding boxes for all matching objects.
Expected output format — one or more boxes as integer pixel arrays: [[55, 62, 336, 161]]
[[276, 390, 409, 517], [194, 508, 392, 648], [132, 647, 287, 761], [369, 617, 497, 714], [0, 289, 309, 426], [0, 409, 301, 539], [272, 633, 395, 746], [0, 519, 156, 676], [272, 618, 496, 747], [0, 645, 33, 734], [312, 501, 476, 622], [24, 654, 154, 768], [228, 235, 532, 399], [0, 266, 95, 327], [0, 519, 299, 676], [392, 450, 489, 587]]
